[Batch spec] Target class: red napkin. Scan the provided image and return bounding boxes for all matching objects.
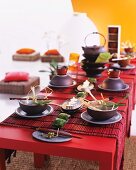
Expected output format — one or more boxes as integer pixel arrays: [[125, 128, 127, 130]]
[[4, 72, 29, 82]]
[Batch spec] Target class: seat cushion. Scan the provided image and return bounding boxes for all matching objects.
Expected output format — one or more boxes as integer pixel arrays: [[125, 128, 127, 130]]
[[4, 72, 29, 82]]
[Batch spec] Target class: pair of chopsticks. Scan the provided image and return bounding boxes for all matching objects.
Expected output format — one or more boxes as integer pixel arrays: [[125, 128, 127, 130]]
[[35, 127, 82, 139], [9, 98, 47, 100]]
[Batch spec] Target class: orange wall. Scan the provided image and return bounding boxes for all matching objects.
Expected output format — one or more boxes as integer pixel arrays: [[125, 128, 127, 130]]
[[72, 0, 136, 46]]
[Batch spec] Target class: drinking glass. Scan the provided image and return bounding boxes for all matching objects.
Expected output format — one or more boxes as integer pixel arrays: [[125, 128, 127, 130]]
[[67, 53, 80, 78]]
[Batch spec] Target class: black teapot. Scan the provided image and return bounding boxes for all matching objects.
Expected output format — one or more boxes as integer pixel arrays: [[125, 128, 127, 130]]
[[82, 32, 106, 56]]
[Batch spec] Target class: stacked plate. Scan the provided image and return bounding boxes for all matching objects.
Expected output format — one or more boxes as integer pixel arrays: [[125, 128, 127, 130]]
[[81, 58, 107, 77]]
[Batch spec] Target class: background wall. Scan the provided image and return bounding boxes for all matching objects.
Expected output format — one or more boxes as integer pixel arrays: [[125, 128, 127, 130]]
[[0, 0, 99, 62], [0, 0, 73, 59], [72, 0, 136, 48]]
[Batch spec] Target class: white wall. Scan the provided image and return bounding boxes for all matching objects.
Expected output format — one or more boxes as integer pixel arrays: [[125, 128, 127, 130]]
[[0, 0, 98, 62], [0, 0, 73, 57]]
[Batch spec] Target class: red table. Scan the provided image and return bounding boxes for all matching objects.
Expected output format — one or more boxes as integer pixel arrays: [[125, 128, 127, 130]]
[[0, 126, 116, 170], [0, 62, 135, 170]]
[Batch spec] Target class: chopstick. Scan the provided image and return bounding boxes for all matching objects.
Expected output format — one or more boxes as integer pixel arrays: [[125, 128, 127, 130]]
[[9, 98, 47, 100], [111, 57, 128, 61], [36, 127, 82, 139]]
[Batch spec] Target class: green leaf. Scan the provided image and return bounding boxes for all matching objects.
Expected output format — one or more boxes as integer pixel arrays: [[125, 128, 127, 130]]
[[95, 52, 112, 63], [34, 100, 52, 106], [76, 92, 86, 98], [88, 77, 97, 83], [50, 60, 58, 70]]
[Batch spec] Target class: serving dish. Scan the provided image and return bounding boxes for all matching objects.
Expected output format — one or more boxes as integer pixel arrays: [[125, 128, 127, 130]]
[[98, 83, 129, 92], [49, 74, 73, 86], [111, 63, 135, 70], [61, 98, 82, 114], [87, 100, 118, 121], [32, 130, 72, 143], [15, 105, 53, 118], [100, 77, 126, 90], [48, 80, 76, 88], [81, 111, 122, 125], [19, 100, 50, 115]]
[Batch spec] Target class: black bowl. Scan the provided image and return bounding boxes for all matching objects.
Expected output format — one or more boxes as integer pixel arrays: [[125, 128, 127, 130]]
[[82, 53, 99, 62], [82, 66, 107, 77], [87, 100, 118, 121], [49, 75, 73, 86], [81, 59, 106, 68], [101, 78, 125, 90], [19, 100, 47, 115]]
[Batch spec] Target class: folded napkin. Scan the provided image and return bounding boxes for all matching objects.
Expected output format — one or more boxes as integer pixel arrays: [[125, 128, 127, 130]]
[[4, 72, 29, 82]]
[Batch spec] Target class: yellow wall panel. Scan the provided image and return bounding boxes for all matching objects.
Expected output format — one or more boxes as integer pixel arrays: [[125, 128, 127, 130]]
[[72, 0, 136, 47]]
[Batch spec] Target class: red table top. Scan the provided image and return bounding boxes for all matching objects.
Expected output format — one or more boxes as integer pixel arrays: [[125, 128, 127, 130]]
[[0, 60, 136, 170]]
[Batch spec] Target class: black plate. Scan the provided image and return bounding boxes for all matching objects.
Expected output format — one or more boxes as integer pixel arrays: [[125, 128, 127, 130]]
[[48, 80, 76, 88], [81, 111, 122, 125], [111, 63, 135, 70], [98, 83, 129, 92], [15, 105, 53, 118], [32, 131, 72, 143]]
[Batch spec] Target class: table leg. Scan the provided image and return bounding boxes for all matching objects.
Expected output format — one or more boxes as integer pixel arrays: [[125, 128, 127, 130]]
[[99, 156, 114, 170], [34, 153, 50, 168], [0, 148, 6, 170], [34, 153, 45, 168]]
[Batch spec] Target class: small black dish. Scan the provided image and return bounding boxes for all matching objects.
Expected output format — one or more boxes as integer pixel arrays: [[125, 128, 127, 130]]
[[61, 99, 82, 114], [49, 74, 73, 87], [19, 100, 48, 115], [82, 66, 107, 77], [81, 111, 122, 125], [98, 83, 129, 92], [82, 53, 99, 62], [15, 105, 53, 118], [87, 100, 118, 121], [81, 59, 107, 68], [48, 80, 76, 88], [111, 63, 135, 70], [98, 78, 130, 91]]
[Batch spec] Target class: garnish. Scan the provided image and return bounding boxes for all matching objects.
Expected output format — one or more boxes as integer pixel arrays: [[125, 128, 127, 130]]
[[121, 41, 135, 49], [34, 100, 51, 106], [52, 112, 71, 129], [95, 52, 112, 63], [88, 77, 97, 84], [76, 92, 87, 98], [42, 132, 55, 139], [58, 113, 70, 121], [26, 86, 52, 106]]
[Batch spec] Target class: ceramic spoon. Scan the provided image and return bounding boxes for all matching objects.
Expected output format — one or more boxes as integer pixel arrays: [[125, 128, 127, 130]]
[[82, 87, 97, 101]]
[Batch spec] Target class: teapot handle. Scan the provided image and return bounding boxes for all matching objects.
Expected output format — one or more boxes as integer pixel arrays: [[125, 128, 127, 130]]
[[84, 32, 106, 47]]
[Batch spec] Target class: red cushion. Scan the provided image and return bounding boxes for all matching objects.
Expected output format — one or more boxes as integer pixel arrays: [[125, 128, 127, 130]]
[[4, 72, 29, 82], [45, 49, 60, 55], [16, 48, 35, 54]]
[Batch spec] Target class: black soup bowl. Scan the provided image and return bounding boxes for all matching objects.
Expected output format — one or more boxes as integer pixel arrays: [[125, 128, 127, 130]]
[[19, 100, 48, 115], [50, 74, 73, 86], [87, 100, 118, 121], [101, 78, 125, 90]]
